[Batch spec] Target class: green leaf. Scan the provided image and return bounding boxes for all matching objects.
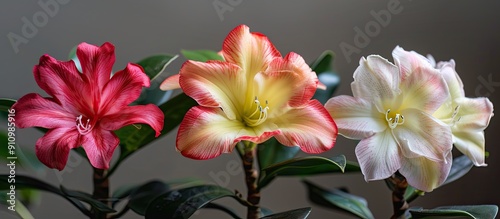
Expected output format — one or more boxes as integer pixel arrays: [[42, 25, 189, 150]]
[[133, 54, 178, 106], [181, 49, 224, 62], [60, 186, 116, 213], [258, 155, 360, 189], [204, 203, 242, 219], [127, 181, 170, 215], [443, 155, 474, 185], [409, 205, 498, 219], [0, 193, 35, 219], [257, 137, 300, 170], [0, 132, 45, 171], [303, 180, 374, 219], [112, 93, 197, 175], [144, 185, 240, 219], [0, 98, 16, 113], [260, 207, 311, 219], [310, 50, 334, 74], [309, 51, 340, 104], [0, 175, 90, 216]]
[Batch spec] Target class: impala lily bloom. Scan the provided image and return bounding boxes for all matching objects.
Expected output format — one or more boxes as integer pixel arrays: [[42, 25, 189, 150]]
[[426, 55, 494, 166], [325, 46, 453, 192], [162, 25, 337, 159], [13, 42, 164, 170]]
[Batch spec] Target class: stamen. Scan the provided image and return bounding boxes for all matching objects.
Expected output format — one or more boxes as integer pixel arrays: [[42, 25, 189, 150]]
[[76, 115, 92, 135], [244, 96, 269, 127], [385, 109, 404, 129]]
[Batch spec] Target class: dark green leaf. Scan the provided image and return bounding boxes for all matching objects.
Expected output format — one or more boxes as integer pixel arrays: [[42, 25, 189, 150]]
[[181, 49, 224, 62], [127, 181, 170, 215], [0, 98, 16, 113], [309, 51, 340, 104], [137, 54, 177, 81], [0, 132, 45, 171], [310, 50, 334, 74], [409, 205, 498, 219], [144, 185, 239, 219], [443, 155, 474, 185], [260, 207, 311, 219], [0, 193, 35, 219], [258, 155, 360, 189], [60, 186, 115, 213], [257, 137, 300, 170], [0, 175, 90, 216], [303, 180, 374, 219]]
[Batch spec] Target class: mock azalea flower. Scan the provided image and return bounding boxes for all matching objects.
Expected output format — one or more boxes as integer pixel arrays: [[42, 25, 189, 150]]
[[325, 46, 453, 192], [161, 25, 337, 159], [425, 55, 494, 166], [13, 42, 164, 170]]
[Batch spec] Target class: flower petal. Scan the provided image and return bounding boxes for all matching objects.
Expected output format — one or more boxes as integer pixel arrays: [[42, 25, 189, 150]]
[[100, 63, 150, 114], [159, 74, 180, 90], [325, 95, 386, 139], [99, 104, 164, 136], [221, 25, 281, 82], [272, 100, 337, 154], [76, 42, 115, 89], [399, 152, 452, 192], [399, 66, 448, 113], [454, 97, 494, 132], [439, 60, 464, 99], [35, 128, 80, 170], [355, 130, 401, 181], [179, 60, 245, 120], [177, 106, 279, 160], [263, 52, 318, 107], [392, 46, 433, 80], [453, 131, 487, 166], [351, 55, 399, 111], [81, 128, 119, 169], [13, 93, 74, 129], [394, 108, 452, 162]]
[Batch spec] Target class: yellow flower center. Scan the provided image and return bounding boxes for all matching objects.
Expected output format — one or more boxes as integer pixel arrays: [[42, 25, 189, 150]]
[[76, 115, 92, 135], [385, 109, 404, 129], [243, 96, 269, 127]]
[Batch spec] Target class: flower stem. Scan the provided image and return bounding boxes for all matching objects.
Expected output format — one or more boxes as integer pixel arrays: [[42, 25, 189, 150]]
[[242, 141, 260, 219], [92, 168, 109, 219], [390, 172, 409, 219]]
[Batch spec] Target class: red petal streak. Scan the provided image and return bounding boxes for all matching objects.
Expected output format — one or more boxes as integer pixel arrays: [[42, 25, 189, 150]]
[[35, 128, 81, 170], [81, 128, 119, 169], [13, 93, 74, 129], [100, 104, 164, 136], [76, 42, 115, 90]]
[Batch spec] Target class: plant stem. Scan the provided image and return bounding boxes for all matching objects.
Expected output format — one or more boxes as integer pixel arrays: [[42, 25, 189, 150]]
[[390, 172, 409, 219], [242, 141, 260, 219], [92, 168, 109, 219]]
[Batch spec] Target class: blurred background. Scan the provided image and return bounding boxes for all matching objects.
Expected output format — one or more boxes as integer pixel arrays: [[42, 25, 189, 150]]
[[0, 1, 499, 218]]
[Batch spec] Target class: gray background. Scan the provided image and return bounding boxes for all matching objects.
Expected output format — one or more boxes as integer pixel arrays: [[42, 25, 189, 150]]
[[1, 1, 499, 218]]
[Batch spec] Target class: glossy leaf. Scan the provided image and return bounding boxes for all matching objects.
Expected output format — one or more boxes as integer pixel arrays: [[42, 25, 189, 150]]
[[0, 175, 90, 216], [310, 51, 340, 104], [258, 155, 360, 189], [443, 155, 474, 185], [409, 205, 498, 219], [181, 49, 224, 62], [310, 50, 334, 74], [260, 207, 311, 219], [0, 98, 15, 113], [204, 203, 242, 219], [257, 137, 300, 170], [303, 180, 374, 219], [144, 185, 240, 219], [127, 181, 170, 215], [60, 186, 115, 213]]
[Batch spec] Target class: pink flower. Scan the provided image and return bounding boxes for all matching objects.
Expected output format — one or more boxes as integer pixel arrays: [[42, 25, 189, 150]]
[[161, 25, 337, 159], [13, 42, 164, 170]]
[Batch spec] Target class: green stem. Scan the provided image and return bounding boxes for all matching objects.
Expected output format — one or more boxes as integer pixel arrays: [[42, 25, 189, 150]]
[[92, 168, 109, 219], [390, 172, 409, 219], [242, 141, 260, 219]]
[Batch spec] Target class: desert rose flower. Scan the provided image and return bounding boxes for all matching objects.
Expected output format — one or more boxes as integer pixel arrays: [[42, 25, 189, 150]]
[[13, 42, 164, 170], [161, 25, 337, 159], [325, 46, 453, 192], [426, 55, 494, 166]]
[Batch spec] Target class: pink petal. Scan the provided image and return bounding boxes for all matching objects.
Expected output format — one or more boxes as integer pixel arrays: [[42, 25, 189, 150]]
[[394, 108, 453, 162], [81, 128, 119, 169], [99, 104, 164, 136], [392, 46, 433, 80], [264, 52, 319, 107], [177, 106, 279, 160], [351, 55, 399, 112], [355, 130, 402, 181], [159, 74, 181, 90], [34, 54, 89, 114], [179, 60, 245, 120], [399, 152, 452, 192], [439, 60, 465, 99], [399, 66, 449, 113], [273, 100, 337, 154], [35, 128, 81, 170], [100, 63, 150, 115], [220, 25, 281, 82], [13, 93, 74, 129], [454, 97, 493, 132], [325, 95, 386, 139], [76, 42, 115, 90]]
